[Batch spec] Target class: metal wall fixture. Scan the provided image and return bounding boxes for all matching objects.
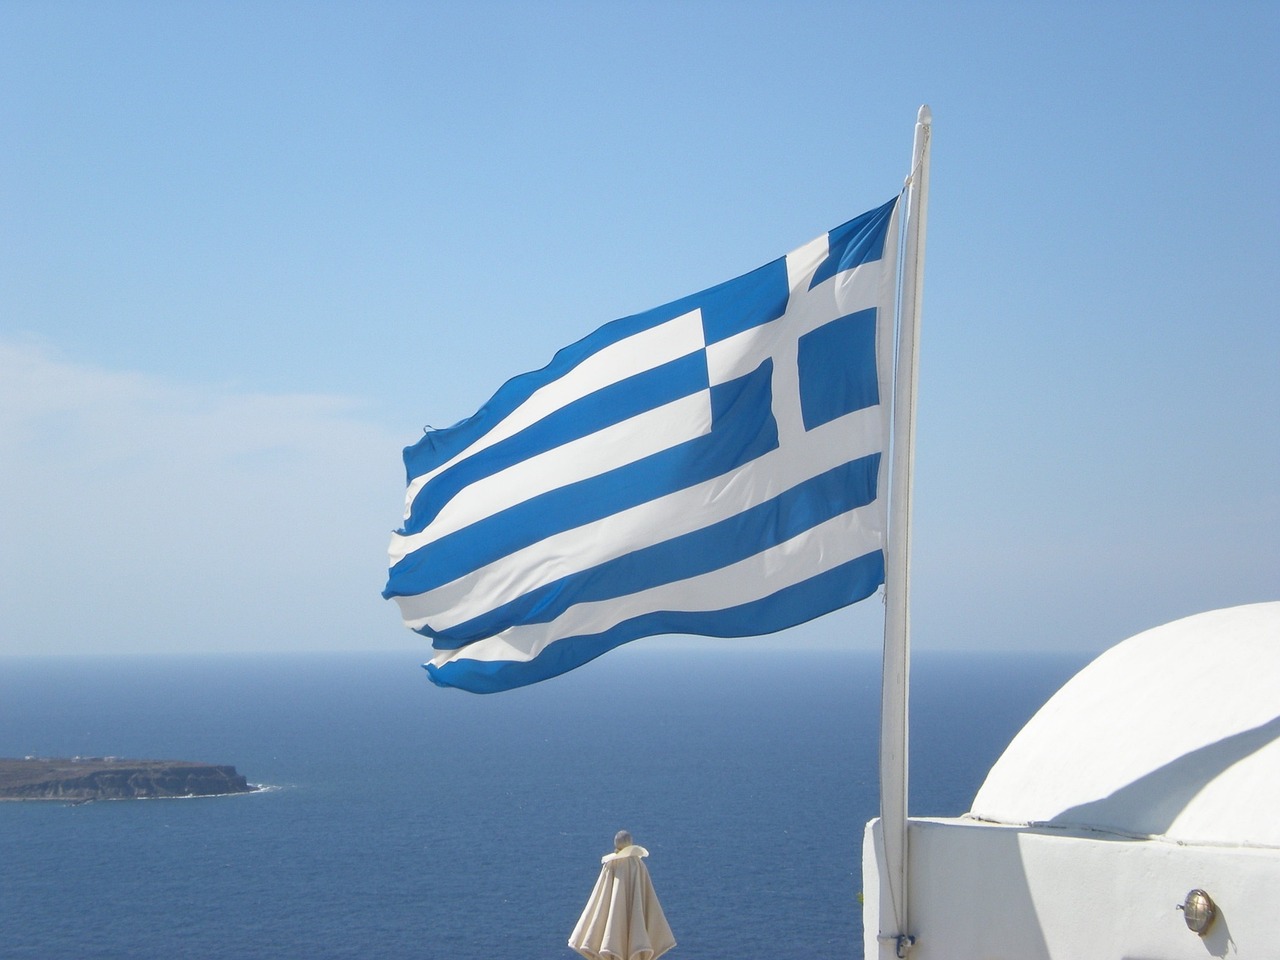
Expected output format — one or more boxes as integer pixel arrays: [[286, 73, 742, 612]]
[[1177, 888, 1216, 936]]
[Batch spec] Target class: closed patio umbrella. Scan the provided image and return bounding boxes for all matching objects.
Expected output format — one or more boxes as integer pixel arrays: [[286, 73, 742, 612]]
[[569, 831, 675, 960]]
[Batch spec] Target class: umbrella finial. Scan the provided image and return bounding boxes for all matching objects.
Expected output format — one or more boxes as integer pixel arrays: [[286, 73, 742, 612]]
[[614, 830, 633, 852]]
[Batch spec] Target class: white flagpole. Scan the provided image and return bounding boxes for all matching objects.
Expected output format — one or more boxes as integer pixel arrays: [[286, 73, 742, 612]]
[[878, 104, 931, 958]]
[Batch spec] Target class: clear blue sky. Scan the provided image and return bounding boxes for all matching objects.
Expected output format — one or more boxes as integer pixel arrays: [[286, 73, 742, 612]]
[[2, 1, 1276, 658]]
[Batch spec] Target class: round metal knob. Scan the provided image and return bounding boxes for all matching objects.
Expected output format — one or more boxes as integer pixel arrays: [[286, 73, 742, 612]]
[[1178, 888, 1216, 936]]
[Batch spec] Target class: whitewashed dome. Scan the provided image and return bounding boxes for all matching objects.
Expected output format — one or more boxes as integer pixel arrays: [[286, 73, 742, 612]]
[[970, 602, 1280, 847]]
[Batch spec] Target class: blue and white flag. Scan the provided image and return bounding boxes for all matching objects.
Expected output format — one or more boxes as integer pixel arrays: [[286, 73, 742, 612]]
[[386, 198, 900, 692]]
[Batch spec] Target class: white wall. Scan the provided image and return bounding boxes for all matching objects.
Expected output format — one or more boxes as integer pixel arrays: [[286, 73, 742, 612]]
[[863, 817, 1280, 960]]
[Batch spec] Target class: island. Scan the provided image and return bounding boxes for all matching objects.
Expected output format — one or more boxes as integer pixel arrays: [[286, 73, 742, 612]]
[[0, 757, 257, 801]]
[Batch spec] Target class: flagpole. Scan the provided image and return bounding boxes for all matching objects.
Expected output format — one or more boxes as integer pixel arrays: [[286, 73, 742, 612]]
[[879, 104, 931, 959]]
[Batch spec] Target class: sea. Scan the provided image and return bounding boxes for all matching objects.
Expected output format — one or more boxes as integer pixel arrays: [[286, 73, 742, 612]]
[[0, 646, 1086, 959]]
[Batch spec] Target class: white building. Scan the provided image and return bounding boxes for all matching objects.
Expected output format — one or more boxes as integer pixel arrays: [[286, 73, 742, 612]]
[[863, 601, 1280, 958]]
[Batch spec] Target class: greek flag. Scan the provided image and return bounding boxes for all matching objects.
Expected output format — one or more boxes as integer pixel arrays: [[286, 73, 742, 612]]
[[385, 198, 900, 692]]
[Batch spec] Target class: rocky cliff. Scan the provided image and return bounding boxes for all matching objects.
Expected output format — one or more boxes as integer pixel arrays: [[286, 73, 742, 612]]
[[0, 758, 255, 801]]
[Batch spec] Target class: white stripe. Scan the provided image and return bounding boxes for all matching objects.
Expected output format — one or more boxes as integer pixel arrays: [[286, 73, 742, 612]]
[[402, 309, 706, 512], [388, 390, 713, 566], [393, 398, 883, 630], [425, 502, 882, 672]]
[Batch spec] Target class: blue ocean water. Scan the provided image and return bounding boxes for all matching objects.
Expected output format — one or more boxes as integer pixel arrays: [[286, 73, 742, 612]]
[[0, 647, 1085, 959]]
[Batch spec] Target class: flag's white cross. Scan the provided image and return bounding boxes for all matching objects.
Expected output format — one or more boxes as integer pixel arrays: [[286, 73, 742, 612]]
[[705, 232, 881, 452]]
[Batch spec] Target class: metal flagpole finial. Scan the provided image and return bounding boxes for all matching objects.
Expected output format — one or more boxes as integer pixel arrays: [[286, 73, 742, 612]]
[[905, 106, 932, 186]]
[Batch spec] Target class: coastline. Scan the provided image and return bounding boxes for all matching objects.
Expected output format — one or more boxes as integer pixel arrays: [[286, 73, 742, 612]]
[[0, 784, 269, 803], [0, 758, 258, 802]]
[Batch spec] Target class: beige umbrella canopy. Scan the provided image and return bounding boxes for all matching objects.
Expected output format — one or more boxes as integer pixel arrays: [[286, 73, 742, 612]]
[[569, 831, 676, 960]]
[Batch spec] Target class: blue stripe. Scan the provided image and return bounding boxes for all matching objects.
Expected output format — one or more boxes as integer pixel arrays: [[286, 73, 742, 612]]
[[403, 309, 685, 482], [424, 550, 885, 693], [809, 198, 897, 291], [384, 360, 779, 601], [400, 352, 710, 535], [402, 259, 787, 484], [424, 453, 881, 648], [693, 257, 789, 346]]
